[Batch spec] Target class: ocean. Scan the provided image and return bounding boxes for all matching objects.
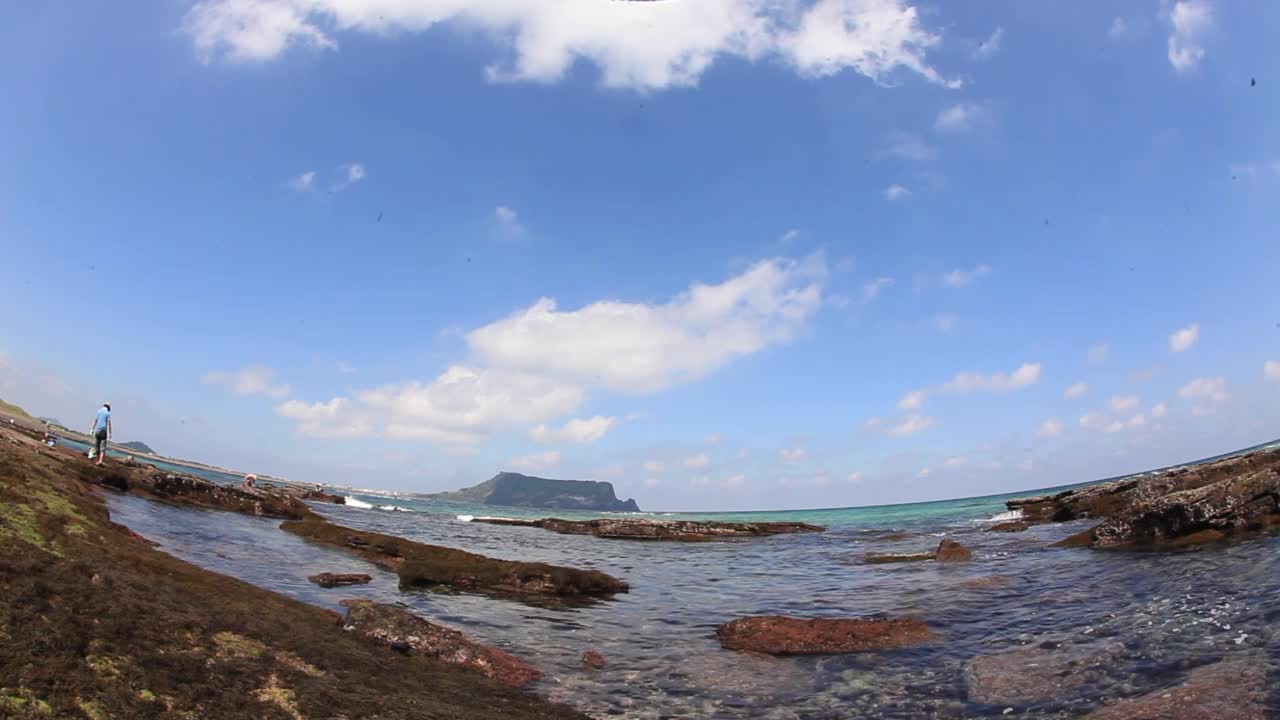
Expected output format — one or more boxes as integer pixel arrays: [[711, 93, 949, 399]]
[[96, 439, 1280, 718]]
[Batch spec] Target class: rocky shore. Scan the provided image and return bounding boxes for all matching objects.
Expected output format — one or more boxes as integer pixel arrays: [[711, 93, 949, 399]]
[[0, 424, 588, 719], [1007, 447, 1280, 548], [472, 516, 824, 541]]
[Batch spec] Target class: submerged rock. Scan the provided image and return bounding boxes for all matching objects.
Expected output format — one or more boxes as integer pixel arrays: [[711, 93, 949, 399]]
[[935, 539, 973, 562], [988, 521, 1029, 533], [472, 517, 824, 541], [864, 552, 934, 564], [717, 616, 932, 655], [307, 573, 372, 588], [340, 600, 543, 688], [281, 519, 628, 606], [581, 650, 606, 670], [965, 641, 1126, 705], [1007, 448, 1280, 547], [1082, 654, 1266, 719]]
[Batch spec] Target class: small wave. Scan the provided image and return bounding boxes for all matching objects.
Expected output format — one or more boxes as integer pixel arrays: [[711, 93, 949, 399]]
[[377, 504, 411, 512], [456, 515, 474, 522], [982, 508, 1023, 523], [344, 497, 374, 509]]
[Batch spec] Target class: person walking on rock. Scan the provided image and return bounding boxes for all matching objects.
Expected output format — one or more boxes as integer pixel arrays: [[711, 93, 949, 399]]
[[90, 403, 112, 465]]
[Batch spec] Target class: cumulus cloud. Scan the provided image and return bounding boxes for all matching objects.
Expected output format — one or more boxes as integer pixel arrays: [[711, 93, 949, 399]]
[[934, 102, 986, 131], [183, 0, 956, 91], [1169, 323, 1199, 352], [779, 447, 808, 464], [888, 414, 934, 436], [897, 389, 926, 410], [1151, 402, 1168, 418], [1264, 360, 1280, 381], [276, 397, 372, 437], [493, 205, 526, 238], [942, 363, 1040, 393], [468, 254, 825, 393], [509, 450, 561, 472], [529, 415, 617, 444], [884, 183, 911, 201], [862, 277, 895, 303], [942, 264, 991, 287], [203, 365, 291, 399], [1038, 418, 1064, 438], [1064, 381, 1088, 399], [1109, 395, 1139, 412], [1177, 376, 1227, 402], [1166, 0, 1212, 73]]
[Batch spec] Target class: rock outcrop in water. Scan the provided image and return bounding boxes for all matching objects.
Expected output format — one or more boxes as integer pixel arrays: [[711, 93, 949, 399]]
[[717, 616, 932, 655], [429, 472, 640, 512], [473, 516, 824, 541], [281, 518, 628, 605], [965, 641, 1126, 704], [78, 461, 315, 521], [1082, 653, 1265, 719], [865, 539, 974, 564], [307, 572, 371, 588], [1007, 447, 1280, 548], [340, 600, 543, 688]]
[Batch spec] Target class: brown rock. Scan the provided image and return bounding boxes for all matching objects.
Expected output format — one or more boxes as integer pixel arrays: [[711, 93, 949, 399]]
[[965, 642, 1126, 704], [301, 489, 346, 504], [1006, 447, 1280, 547], [471, 517, 824, 541], [281, 519, 628, 606], [1083, 654, 1265, 720], [340, 600, 542, 688], [79, 464, 315, 520], [875, 532, 914, 541], [581, 650, 606, 670], [307, 573, 372, 588], [935, 539, 973, 562], [716, 616, 932, 655], [988, 521, 1029, 533], [956, 575, 1011, 590], [864, 552, 934, 564]]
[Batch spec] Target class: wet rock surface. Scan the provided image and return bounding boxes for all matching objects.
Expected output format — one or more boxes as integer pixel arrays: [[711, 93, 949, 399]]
[[1008, 448, 1280, 547], [473, 516, 824, 541], [988, 521, 1029, 532], [581, 651, 606, 670], [79, 462, 315, 520], [340, 600, 544, 688], [716, 616, 932, 655], [965, 641, 1127, 704], [935, 539, 973, 562], [282, 518, 628, 605], [307, 572, 372, 588], [864, 551, 934, 564], [1082, 653, 1266, 719]]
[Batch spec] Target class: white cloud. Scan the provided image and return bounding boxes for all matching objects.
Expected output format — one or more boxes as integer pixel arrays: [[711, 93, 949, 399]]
[[203, 365, 291, 399], [1104, 420, 1125, 433], [779, 228, 801, 244], [942, 264, 991, 287], [345, 162, 365, 183], [1169, 323, 1199, 352], [779, 447, 808, 464], [724, 473, 746, 487], [1151, 402, 1168, 418], [643, 459, 665, 473], [862, 277, 895, 303], [509, 450, 561, 472], [884, 184, 911, 201], [1264, 360, 1280, 381], [934, 102, 985, 132], [897, 389, 926, 410], [643, 477, 660, 488], [1177, 376, 1227, 402], [847, 471, 863, 483], [1080, 412, 1109, 430], [864, 416, 884, 430], [494, 205, 527, 238], [1128, 414, 1146, 428], [468, 254, 825, 393], [888, 414, 934, 436], [943, 456, 967, 469], [1166, 0, 1212, 73], [916, 467, 931, 478], [883, 130, 936, 162], [942, 362, 1040, 393], [932, 313, 958, 333], [971, 26, 1003, 60], [1064, 381, 1088, 399], [276, 397, 372, 438], [1108, 17, 1129, 39], [529, 415, 617, 444], [288, 170, 316, 191], [684, 453, 710, 468], [1088, 343, 1109, 364], [1109, 395, 1139, 412], [184, 0, 955, 91], [1039, 418, 1064, 438]]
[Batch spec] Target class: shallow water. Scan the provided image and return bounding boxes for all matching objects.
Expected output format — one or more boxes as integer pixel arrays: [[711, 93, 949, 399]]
[[104, 488, 1280, 719]]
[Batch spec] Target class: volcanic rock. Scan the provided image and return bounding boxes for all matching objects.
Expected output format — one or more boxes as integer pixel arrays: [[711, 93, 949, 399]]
[[340, 600, 543, 688], [716, 616, 932, 655], [965, 641, 1126, 704], [581, 651, 606, 670], [935, 539, 973, 562], [988, 521, 1029, 533], [472, 517, 824, 541], [307, 573, 372, 588], [864, 552, 934, 564], [1082, 654, 1265, 719]]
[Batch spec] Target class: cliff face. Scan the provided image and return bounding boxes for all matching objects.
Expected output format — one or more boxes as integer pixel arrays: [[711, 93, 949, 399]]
[[431, 473, 641, 512]]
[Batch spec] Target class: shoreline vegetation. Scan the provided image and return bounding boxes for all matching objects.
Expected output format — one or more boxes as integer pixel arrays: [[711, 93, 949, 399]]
[[3, 408, 1278, 717]]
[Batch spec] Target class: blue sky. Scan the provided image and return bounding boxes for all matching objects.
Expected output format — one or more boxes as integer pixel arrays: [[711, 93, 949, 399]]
[[2, 0, 1278, 510]]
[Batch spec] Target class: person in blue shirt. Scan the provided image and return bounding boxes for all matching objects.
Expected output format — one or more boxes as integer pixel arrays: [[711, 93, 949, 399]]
[[90, 403, 112, 466]]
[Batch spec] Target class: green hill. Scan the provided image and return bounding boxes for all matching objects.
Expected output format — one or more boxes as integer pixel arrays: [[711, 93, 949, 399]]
[[428, 472, 641, 512], [117, 441, 156, 455], [0, 398, 33, 420]]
